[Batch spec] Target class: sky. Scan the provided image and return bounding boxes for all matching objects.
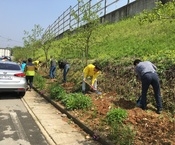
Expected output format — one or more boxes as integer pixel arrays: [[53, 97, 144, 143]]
[[0, 0, 134, 48]]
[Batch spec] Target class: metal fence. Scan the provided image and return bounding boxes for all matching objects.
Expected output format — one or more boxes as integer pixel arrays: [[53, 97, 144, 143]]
[[43, 0, 136, 40]]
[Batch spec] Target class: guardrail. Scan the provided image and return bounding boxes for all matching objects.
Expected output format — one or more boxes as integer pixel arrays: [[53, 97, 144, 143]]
[[43, 0, 136, 40], [43, 0, 159, 41]]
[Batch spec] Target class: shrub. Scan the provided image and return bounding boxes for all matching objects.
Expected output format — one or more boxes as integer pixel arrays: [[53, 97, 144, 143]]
[[109, 124, 135, 145], [62, 93, 92, 110], [106, 108, 135, 145], [106, 108, 127, 125], [49, 83, 66, 100]]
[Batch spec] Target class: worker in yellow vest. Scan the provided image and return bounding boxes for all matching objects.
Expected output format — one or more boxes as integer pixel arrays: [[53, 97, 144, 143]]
[[24, 58, 36, 91]]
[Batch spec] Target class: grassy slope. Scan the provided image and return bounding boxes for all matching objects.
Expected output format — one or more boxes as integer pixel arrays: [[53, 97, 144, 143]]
[[37, 1, 175, 68], [91, 17, 175, 65]]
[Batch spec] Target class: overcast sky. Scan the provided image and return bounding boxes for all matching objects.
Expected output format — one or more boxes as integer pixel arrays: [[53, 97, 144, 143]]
[[0, 0, 134, 48]]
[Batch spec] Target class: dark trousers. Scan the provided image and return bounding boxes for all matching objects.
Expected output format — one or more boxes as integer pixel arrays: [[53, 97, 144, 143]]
[[140, 72, 162, 109], [26, 76, 34, 89], [63, 64, 70, 83]]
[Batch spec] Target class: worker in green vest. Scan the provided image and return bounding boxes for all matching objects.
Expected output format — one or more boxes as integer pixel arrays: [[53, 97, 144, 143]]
[[24, 58, 36, 91]]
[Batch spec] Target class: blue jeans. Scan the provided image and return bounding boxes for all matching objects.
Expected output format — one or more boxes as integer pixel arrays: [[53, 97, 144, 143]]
[[140, 72, 162, 110], [50, 66, 56, 79], [63, 64, 70, 83]]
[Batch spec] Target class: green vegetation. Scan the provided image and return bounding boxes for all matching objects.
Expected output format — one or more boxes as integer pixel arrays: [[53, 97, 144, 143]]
[[106, 108, 135, 145], [48, 83, 92, 110], [62, 93, 92, 110], [13, 1, 175, 65], [33, 73, 46, 90], [106, 108, 128, 125], [108, 123, 135, 145], [48, 83, 66, 100]]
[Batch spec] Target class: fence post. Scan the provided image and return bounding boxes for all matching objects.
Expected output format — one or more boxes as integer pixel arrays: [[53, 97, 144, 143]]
[[78, 1, 80, 28], [104, 0, 107, 15], [89, 0, 92, 16], [57, 17, 60, 36], [63, 11, 65, 32], [69, 6, 72, 31]]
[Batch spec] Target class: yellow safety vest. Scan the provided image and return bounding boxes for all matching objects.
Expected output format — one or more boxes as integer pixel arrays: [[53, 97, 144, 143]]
[[25, 64, 35, 76]]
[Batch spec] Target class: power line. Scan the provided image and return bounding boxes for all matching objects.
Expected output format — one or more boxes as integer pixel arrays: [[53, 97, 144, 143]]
[[0, 35, 23, 44]]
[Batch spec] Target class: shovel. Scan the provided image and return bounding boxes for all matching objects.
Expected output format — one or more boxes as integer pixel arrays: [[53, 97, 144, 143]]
[[83, 80, 96, 91], [83, 80, 102, 95]]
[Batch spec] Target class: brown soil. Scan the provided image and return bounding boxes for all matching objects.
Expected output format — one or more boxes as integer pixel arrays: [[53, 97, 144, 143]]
[[38, 69, 175, 145]]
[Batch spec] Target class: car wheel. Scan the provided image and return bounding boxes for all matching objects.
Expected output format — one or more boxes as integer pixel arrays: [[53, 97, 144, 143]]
[[18, 92, 26, 98]]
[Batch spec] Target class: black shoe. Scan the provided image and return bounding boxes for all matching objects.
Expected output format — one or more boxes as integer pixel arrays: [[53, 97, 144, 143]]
[[138, 106, 147, 110], [62, 80, 66, 83], [156, 108, 162, 114], [136, 104, 146, 110]]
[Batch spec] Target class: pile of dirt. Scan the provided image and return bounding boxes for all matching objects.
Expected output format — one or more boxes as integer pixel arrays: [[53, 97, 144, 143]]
[[71, 90, 175, 145]]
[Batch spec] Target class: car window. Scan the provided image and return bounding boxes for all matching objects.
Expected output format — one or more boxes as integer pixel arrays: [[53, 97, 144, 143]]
[[0, 63, 20, 70], [0, 57, 11, 61]]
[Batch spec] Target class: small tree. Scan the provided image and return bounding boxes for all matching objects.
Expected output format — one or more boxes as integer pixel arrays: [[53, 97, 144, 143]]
[[138, 1, 175, 24], [71, 0, 102, 65], [41, 31, 55, 68], [23, 24, 44, 59], [12, 46, 28, 62]]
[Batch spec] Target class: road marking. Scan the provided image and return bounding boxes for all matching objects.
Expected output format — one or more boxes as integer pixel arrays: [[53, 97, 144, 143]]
[[10, 112, 29, 141]]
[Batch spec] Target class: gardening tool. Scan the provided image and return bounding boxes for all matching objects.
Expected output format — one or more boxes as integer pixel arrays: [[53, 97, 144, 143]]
[[83, 80, 96, 91], [83, 80, 102, 95], [84, 80, 96, 90]]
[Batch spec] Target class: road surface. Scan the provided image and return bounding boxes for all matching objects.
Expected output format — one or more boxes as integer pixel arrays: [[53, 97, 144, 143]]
[[0, 92, 49, 145]]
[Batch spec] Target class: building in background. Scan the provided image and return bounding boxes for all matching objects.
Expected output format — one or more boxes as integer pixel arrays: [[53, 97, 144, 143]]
[[0, 48, 11, 61]]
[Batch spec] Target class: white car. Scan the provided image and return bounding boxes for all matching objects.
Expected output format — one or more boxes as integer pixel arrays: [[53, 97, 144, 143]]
[[0, 60, 27, 97]]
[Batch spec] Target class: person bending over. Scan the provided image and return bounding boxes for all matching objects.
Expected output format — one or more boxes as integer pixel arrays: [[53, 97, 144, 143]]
[[58, 60, 70, 83], [82, 63, 102, 95], [133, 59, 163, 114]]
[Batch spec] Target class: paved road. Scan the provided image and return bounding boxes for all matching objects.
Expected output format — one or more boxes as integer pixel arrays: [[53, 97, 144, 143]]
[[0, 92, 49, 145]]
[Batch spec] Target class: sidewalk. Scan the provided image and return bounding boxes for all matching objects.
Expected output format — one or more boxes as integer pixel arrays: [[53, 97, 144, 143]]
[[22, 90, 100, 145]]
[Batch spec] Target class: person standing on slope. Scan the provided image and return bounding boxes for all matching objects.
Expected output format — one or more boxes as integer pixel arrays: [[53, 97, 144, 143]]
[[133, 59, 163, 114], [49, 56, 57, 80]]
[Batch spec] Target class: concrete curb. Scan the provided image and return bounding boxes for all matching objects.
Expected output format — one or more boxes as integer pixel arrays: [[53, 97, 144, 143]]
[[21, 97, 56, 145], [33, 87, 113, 145]]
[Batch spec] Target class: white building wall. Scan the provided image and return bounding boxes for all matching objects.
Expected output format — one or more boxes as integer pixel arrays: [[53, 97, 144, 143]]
[[0, 49, 11, 57]]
